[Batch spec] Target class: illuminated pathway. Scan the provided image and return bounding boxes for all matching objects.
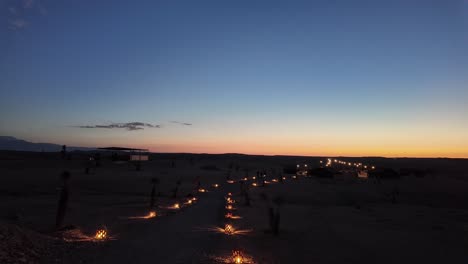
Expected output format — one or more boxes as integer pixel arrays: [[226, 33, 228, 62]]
[[68, 183, 243, 263]]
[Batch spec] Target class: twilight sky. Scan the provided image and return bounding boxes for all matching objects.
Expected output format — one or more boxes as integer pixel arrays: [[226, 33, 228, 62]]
[[0, 0, 467, 157]]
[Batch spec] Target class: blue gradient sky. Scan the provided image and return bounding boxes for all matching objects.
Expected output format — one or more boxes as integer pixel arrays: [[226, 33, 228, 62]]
[[1, 0, 467, 157]]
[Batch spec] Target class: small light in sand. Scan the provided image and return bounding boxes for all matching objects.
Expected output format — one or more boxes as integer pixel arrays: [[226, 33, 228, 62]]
[[226, 205, 234, 210], [348, 163, 352, 166], [225, 212, 242, 219], [320, 160, 323, 163], [212, 224, 251, 236], [146, 211, 157, 218], [282, 176, 286, 180], [198, 188, 207, 193], [296, 164, 300, 167], [226, 198, 235, 204], [210, 250, 253, 263], [243, 177, 248, 181], [213, 184, 219, 188], [272, 179, 278, 182], [128, 210, 157, 219], [305, 164, 308, 167], [292, 175, 297, 179], [233, 251, 244, 264], [169, 203, 180, 209], [372, 166, 375, 169], [251, 182, 257, 187], [224, 224, 234, 235], [227, 192, 232, 196], [334, 159, 337, 162], [94, 229, 107, 240], [364, 165, 368, 169], [185, 199, 193, 205], [227, 180, 235, 184], [192, 197, 197, 201], [252, 176, 256, 180]]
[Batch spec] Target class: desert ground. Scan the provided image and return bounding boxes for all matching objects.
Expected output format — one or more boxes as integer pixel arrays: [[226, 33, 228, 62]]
[[1, 151, 468, 263]]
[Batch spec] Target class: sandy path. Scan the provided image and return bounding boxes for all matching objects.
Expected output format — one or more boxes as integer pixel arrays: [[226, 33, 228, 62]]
[[72, 184, 241, 264]]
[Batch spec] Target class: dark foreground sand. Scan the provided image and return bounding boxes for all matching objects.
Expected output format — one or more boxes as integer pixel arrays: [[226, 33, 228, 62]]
[[1, 151, 468, 263]]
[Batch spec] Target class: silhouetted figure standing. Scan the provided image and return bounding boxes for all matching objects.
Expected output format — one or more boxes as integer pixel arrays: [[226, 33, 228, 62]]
[[56, 171, 70, 229], [94, 153, 101, 167], [194, 176, 201, 190], [60, 145, 67, 159], [173, 179, 181, 198]]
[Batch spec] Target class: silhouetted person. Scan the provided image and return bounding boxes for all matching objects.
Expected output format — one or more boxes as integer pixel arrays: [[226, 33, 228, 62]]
[[60, 145, 67, 159], [194, 176, 201, 190], [173, 179, 181, 198], [56, 171, 70, 229], [94, 153, 101, 167]]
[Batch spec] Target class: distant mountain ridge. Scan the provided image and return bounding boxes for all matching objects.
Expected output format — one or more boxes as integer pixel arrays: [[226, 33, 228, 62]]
[[0, 136, 95, 152]]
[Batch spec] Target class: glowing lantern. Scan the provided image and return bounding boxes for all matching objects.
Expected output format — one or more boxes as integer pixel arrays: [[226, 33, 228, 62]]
[[227, 180, 235, 184], [225, 212, 241, 219], [198, 188, 206, 193], [226, 205, 233, 210], [272, 179, 278, 182], [232, 251, 244, 264], [224, 224, 234, 235], [173, 203, 180, 209], [94, 229, 107, 240], [252, 176, 256, 180], [146, 211, 157, 218], [226, 197, 235, 204], [372, 166, 375, 169], [251, 183, 257, 187], [227, 192, 232, 196], [213, 184, 219, 188]]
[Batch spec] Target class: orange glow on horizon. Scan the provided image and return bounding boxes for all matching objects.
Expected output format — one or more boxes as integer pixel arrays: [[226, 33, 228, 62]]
[[55, 131, 468, 159]]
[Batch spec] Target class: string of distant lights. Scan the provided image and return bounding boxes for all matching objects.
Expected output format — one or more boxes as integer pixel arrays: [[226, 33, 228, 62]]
[[318, 158, 376, 170]]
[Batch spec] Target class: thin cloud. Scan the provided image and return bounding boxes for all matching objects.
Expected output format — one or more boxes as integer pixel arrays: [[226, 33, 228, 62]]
[[23, 0, 35, 9], [8, 7, 17, 15], [6, 0, 47, 30], [9, 19, 28, 30], [171, 121, 193, 126], [75, 122, 161, 131]]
